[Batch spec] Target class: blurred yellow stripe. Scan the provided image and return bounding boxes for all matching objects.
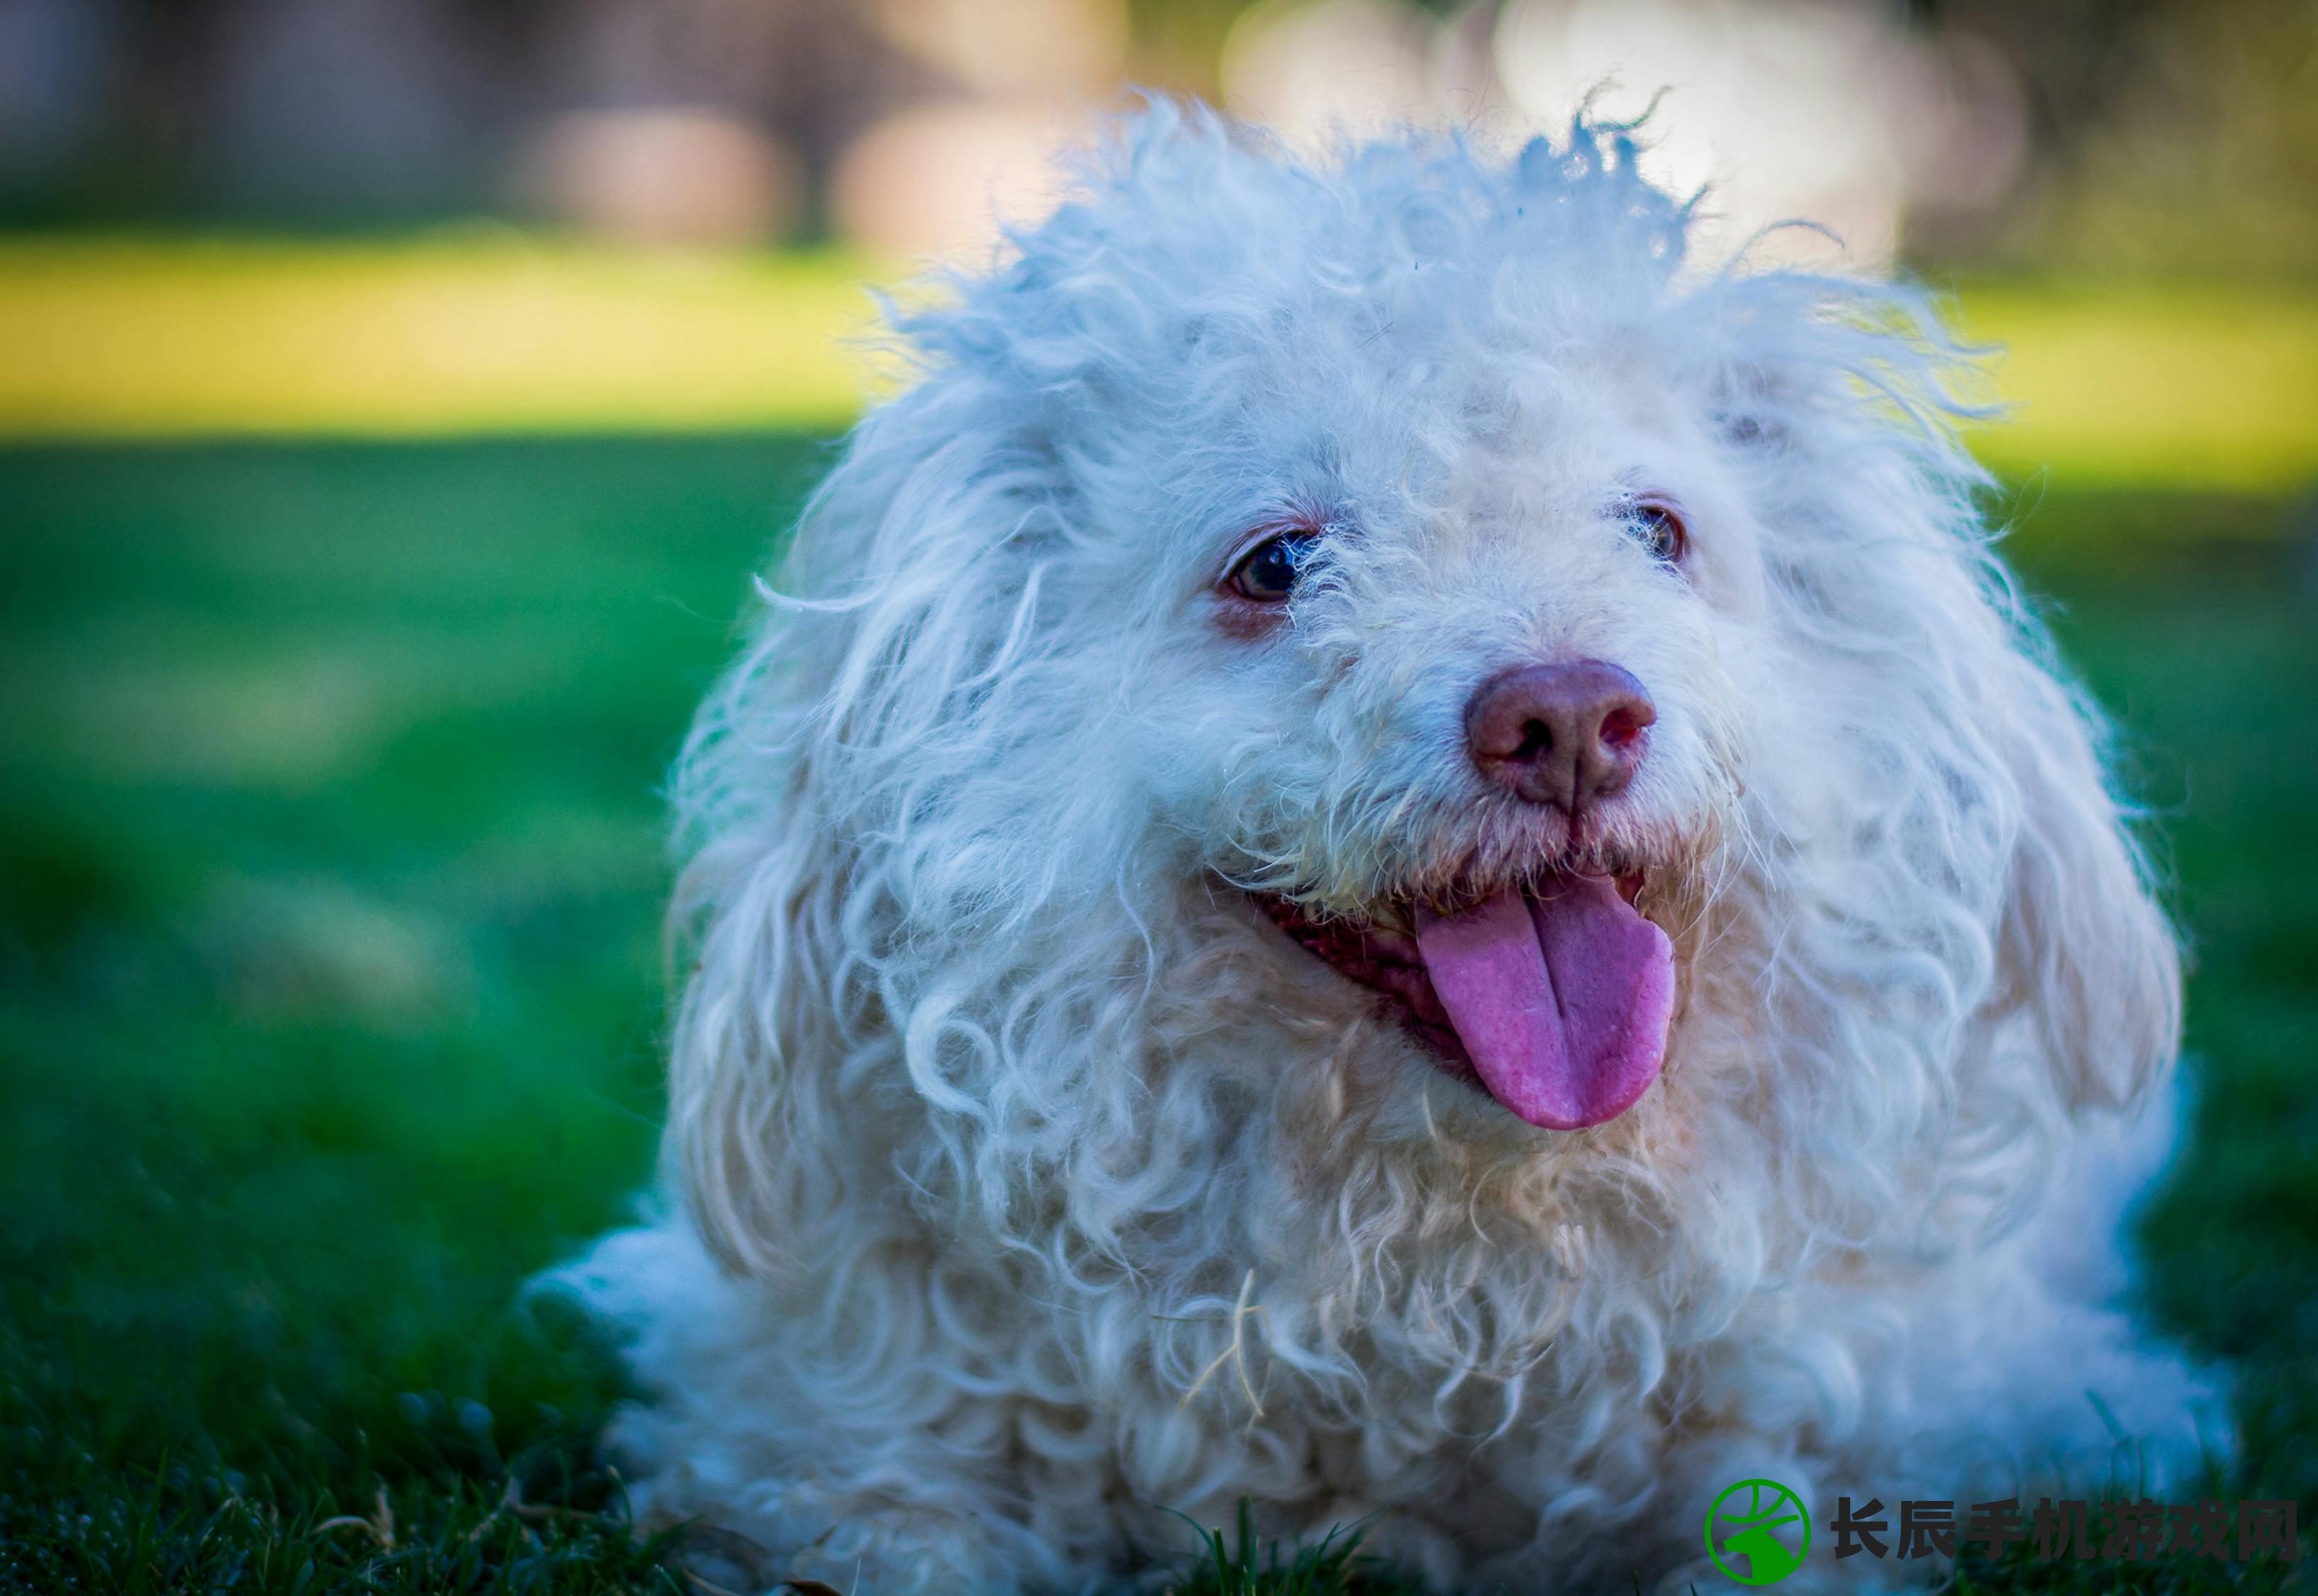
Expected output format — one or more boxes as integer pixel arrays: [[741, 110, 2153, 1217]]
[[0, 234, 880, 437], [0, 237, 2312, 492], [1955, 283, 2318, 494]]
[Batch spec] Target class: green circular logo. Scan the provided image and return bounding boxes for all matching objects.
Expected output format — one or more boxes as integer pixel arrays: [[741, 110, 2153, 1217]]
[[1703, 1478, 1812, 1585]]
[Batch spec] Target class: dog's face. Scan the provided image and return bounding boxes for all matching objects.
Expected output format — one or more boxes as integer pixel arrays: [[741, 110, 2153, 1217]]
[[1101, 316, 1756, 1136], [909, 145, 1782, 1147]]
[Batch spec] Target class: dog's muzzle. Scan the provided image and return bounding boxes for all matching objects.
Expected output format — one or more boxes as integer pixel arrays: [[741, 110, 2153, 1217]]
[[1258, 656, 1676, 1130]]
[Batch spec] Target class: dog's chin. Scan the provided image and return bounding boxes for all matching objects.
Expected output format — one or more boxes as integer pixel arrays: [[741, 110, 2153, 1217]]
[[1252, 861, 1672, 1131]]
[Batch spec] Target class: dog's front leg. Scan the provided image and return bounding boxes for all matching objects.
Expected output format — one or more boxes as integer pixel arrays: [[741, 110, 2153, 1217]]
[[565, 1221, 1131, 1594]]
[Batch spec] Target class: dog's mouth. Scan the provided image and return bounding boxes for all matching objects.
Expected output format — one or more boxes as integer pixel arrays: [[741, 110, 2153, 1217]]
[[1255, 868, 1675, 1130]]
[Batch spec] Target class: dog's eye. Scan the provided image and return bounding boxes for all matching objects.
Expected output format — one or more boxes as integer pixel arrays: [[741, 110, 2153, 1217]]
[[1628, 498, 1689, 567], [1228, 531, 1319, 602]]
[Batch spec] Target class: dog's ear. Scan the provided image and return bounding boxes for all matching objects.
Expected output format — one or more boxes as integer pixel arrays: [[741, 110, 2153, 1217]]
[[654, 411, 924, 1282], [654, 367, 1063, 1280], [1985, 651, 2182, 1114], [662, 789, 855, 1282], [1703, 279, 2180, 1118]]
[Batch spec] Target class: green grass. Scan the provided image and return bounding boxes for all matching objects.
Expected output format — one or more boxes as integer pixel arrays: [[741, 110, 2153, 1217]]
[[0, 440, 2311, 1592]]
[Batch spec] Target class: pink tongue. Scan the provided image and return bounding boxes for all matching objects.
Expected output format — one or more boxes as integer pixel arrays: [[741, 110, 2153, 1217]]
[[1414, 879, 1674, 1129]]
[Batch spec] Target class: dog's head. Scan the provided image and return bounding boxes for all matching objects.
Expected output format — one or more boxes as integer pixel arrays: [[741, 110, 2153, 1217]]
[[667, 107, 2178, 1286]]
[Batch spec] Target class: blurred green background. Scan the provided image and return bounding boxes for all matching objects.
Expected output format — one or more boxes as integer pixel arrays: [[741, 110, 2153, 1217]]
[[1, 1, 2314, 1592]]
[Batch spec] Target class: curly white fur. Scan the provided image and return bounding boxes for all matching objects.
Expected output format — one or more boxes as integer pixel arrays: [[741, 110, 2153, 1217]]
[[558, 104, 2221, 1593]]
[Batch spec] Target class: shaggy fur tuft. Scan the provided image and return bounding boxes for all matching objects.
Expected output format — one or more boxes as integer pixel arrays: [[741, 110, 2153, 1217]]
[[558, 104, 2219, 1592]]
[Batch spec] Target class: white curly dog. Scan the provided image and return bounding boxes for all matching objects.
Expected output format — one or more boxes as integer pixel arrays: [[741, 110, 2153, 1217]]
[[564, 106, 2220, 1592]]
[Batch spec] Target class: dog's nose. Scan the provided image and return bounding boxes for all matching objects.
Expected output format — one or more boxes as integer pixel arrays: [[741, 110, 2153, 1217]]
[[1465, 660, 1654, 811]]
